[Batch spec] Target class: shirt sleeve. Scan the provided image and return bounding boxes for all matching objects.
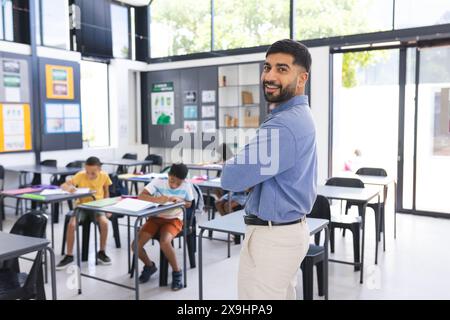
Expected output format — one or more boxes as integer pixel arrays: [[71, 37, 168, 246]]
[[71, 172, 82, 186], [104, 173, 112, 187], [221, 121, 296, 192], [144, 178, 159, 195]]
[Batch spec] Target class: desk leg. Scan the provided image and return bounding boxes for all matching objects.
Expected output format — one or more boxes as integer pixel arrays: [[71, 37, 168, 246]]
[[45, 247, 57, 300], [227, 233, 231, 258], [394, 181, 397, 239], [0, 195, 4, 231], [375, 195, 380, 265], [127, 216, 131, 273], [199, 228, 205, 300], [75, 208, 82, 294], [49, 204, 55, 249], [183, 207, 187, 288], [324, 226, 329, 300], [133, 217, 140, 300], [94, 218, 98, 265], [360, 204, 367, 284]]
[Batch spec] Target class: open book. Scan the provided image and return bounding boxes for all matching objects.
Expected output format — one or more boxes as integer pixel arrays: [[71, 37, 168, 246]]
[[40, 188, 91, 196], [108, 198, 160, 212]]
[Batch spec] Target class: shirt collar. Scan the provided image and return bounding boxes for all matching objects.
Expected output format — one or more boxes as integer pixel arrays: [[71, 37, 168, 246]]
[[270, 95, 309, 115]]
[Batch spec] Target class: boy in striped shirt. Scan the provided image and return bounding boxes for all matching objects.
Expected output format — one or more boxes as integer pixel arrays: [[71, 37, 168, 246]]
[[132, 163, 193, 290]]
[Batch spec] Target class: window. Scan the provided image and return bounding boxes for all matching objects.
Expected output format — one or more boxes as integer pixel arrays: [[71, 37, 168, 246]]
[[0, 0, 14, 41], [296, 0, 393, 40], [111, 3, 130, 59], [395, 0, 450, 29], [40, 0, 70, 49], [80, 60, 110, 148], [214, 0, 289, 51], [150, 0, 211, 58]]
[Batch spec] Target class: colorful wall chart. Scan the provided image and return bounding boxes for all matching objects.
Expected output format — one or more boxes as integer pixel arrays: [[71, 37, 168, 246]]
[[0, 58, 30, 103], [45, 64, 75, 100], [45, 103, 81, 134], [0, 103, 32, 152], [151, 82, 175, 125]]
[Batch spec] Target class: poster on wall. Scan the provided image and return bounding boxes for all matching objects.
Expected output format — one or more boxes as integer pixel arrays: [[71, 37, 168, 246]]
[[202, 105, 216, 118], [0, 58, 29, 103], [202, 90, 216, 103], [201, 120, 216, 133], [45, 103, 81, 134], [184, 120, 198, 133], [0, 103, 32, 152], [45, 64, 74, 100], [184, 105, 198, 119], [151, 82, 175, 125], [184, 91, 197, 104]]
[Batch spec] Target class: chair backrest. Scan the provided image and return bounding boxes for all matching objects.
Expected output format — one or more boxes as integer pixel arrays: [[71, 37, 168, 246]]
[[109, 173, 128, 197], [10, 211, 48, 239], [308, 195, 331, 221], [66, 161, 84, 169], [117, 153, 138, 174], [356, 167, 387, 177], [40, 160, 57, 167], [160, 165, 171, 174], [0, 165, 4, 190], [140, 154, 163, 173], [122, 153, 137, 160], [325, 177, 364, 188]]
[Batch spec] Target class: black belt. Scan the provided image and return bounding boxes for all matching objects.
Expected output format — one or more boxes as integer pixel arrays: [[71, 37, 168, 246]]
[[244, 214, 305, 226]]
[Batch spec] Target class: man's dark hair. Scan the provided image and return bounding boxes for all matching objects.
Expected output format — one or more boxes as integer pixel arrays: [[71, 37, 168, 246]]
[[266, 39, 312, 73], [85, 156, 102, 167], [168, 163, 189, 180]]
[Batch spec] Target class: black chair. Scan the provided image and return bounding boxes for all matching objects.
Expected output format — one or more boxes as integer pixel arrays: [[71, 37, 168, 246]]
[[325, 177, 363, 271], [130, 154, 163, 195], [300, 195, 328, 300], [117, 153, 137, 175], [61, 211, 122, 261], [0, 211, 48, 300], [129, 196, 199, 287], [350, 167, 388, 243]]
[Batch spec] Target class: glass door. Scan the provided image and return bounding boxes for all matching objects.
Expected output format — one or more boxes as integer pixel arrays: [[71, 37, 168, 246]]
[[402, 45, 450, 215]]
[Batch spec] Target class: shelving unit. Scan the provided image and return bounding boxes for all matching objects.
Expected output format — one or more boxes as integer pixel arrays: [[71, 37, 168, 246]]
[[218, 63, 262, 152]]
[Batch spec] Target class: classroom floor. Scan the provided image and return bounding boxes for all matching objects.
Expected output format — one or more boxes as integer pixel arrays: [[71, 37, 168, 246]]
[[3, 201, 450, 300]]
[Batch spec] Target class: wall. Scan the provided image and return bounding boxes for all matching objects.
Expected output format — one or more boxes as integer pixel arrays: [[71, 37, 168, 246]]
[[146, 48, 331, 184]]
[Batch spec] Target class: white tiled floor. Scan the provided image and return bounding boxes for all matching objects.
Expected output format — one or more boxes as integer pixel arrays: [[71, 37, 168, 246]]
[[3, 202, 450, 300]]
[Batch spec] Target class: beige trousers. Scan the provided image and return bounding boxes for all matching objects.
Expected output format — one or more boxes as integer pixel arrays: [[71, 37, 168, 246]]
[[238, 220, 310, 300]]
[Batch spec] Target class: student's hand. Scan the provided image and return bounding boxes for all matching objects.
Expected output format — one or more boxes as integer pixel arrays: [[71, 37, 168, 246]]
[[62, 184, 77, 193], [168, 196, 183, 203], [105, 212, 112, 219]]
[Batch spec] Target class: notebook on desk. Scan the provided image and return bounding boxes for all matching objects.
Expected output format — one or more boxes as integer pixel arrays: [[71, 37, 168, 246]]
[[2, 187, 43, 196], [108, 198, 159, 212], [83, 197, 119, 208]]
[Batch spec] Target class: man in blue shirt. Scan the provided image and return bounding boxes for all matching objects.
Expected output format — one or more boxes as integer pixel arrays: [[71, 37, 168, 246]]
[[221, 39, 317, 300]]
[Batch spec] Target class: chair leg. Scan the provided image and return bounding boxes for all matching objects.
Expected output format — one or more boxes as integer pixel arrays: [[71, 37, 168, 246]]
[[187, 234, 196, 268], [159, 250, 169, 287], [110, 216, 121, 248], [81, 221, 91, 262], [351, 224, 361, 271], [330, 227, 335, 253], [61, 215, 70, 255], [314, 233, 321, 246], [300, 259, 314, 300], [316, 261, 324, 297]]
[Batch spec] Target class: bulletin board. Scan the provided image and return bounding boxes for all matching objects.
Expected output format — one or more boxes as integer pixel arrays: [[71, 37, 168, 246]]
[[0, 103, 32, 152], [45, 64, 75, 100]]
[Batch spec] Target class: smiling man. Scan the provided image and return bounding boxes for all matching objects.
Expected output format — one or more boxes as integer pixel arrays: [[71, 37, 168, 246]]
[[221, 39, 317, 300]]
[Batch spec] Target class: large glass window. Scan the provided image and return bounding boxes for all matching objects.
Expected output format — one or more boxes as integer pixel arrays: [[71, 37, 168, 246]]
[[111, 3, 130, 59], [150, 0, 211, 58], [40, 0, 70, 49], [296, 0, 393, 40], [214, 0, 289, 51], [395, 0, 450, 29], [1, 0, 14, 41], [80, 60, 110, 148]]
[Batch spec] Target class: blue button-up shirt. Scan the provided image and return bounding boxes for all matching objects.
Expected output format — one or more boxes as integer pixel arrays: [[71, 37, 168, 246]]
[[221, 95, 317, 223]]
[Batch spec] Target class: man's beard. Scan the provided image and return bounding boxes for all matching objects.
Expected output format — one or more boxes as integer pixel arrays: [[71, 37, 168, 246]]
[[262, 79, 297, 103]]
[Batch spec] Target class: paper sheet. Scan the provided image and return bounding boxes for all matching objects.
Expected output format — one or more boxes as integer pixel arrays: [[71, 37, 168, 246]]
[[109, 198, 159, 212]]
